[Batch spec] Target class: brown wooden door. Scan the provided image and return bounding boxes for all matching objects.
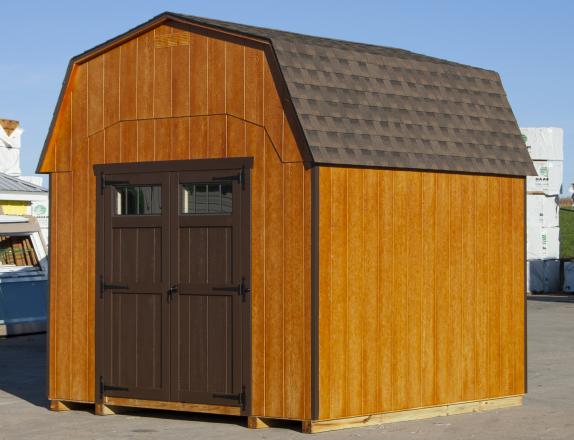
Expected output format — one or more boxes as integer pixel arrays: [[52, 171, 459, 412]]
[[99, 172, 171, 401], [96, 159, 251, 409], [169, 170, 248, 407]]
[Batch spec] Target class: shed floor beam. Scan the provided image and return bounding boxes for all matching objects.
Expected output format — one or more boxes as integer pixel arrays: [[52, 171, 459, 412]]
[[302, 395, 523, 433], [95, 403, 117, 416], [247, 416, 271, 429], [49, 400, 71, 412]]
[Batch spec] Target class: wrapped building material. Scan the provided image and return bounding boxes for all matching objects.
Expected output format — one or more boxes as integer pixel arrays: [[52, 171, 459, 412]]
[[527, 225, 560, 260], [526, 194, 559, 228], [527, 160, 563, 195], [521, 127, 564, 161], [528, 259, 561, 293]]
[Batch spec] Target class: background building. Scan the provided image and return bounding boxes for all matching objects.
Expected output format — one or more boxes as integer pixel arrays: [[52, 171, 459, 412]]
[[0, 119, 49, 241], [0, 119, 48, 336]]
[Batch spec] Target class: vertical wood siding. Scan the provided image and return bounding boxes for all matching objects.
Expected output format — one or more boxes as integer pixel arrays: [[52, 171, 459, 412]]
[[318, 167, 525, 420], [44, 23, 312, 420]]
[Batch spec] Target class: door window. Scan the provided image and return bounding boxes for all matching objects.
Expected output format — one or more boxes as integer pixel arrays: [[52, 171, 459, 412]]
[[180, 182, 232, 214], [115, 185, 162, 215]]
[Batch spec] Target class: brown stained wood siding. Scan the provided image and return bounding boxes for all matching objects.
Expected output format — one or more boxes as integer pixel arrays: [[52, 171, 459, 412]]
[[317, 167, 525, 420], [45, 23, 312, 420], [70, 63, 88, 399]]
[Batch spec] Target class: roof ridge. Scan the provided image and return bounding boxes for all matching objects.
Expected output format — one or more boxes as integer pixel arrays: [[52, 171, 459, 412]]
[[172, 12, 498, 73]]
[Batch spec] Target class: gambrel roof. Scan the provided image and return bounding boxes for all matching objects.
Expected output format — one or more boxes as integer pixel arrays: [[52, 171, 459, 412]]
[[38, 12, 535, 176]]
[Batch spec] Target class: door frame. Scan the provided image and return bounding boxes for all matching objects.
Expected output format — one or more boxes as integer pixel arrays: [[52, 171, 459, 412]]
[[94, 157, 253, 414]]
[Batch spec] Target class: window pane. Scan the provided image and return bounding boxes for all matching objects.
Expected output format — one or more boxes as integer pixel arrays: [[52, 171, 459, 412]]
[[126, 187, 137, 214], [195, 184, 208, 213], [152, 186, 162, 214], [115, 185, 161, 215], [138, 186, 152, 214], [181, 182, 232, 214], [221, 183, 232, 213], [208, 184, 221, 212]]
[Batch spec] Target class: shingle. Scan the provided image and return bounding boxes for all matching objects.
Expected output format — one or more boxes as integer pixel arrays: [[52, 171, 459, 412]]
[[173, 13, 535, 176]]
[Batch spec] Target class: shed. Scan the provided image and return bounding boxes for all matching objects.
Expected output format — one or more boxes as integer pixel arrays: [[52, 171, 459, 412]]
[[37, 12, 534, 433]]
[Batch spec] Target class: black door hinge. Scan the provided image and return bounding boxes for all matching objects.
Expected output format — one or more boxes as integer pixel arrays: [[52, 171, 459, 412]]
[[212, 278, 250, 301], [99, 274, 129, 298], [213, 386, 246, 410], [239, 277, 251, 302], [99, 376, 128, 398]]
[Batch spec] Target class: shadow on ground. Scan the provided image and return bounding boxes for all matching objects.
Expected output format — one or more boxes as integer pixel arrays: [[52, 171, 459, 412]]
[[0, 333, 47, 408], [0, 334, 254, 429], [527, 294, 574, 303]]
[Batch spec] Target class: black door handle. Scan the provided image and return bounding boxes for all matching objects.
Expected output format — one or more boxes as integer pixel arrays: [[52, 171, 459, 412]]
[[167, 284, 178, 299]]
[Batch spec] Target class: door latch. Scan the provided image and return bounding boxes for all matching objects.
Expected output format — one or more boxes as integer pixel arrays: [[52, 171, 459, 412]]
[[167, 284, 178, 301]]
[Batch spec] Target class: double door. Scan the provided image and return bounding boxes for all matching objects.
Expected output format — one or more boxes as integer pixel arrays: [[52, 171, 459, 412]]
[[95, 159, 251, 410]]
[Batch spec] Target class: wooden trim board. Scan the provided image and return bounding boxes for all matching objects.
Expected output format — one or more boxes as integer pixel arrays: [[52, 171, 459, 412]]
[[102, 396, 242, 416], [302, 395, 523, 434]]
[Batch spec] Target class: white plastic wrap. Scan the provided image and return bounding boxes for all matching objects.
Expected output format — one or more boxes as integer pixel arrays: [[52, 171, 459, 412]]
[[526, 194, 559, 228], [527, 160, 563, 195], [521, 127, 564, 161], [527, 225, 560, 260]]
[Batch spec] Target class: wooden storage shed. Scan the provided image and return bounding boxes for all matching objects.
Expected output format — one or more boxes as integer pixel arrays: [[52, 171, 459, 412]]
[[38, 13, 535, 433]]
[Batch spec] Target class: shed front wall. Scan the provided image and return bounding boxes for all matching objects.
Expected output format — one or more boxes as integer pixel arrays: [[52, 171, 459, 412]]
[[45, 22, 312, 420], [317, 166, 525, 420]]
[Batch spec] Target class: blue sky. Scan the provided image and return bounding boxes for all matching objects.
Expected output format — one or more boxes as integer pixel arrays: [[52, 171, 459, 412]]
[[2, 0, 573, 191]]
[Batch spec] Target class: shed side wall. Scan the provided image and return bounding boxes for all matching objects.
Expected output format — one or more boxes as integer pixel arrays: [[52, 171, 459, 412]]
[[317, 166, 525, 420], [47, 23, 312, 420]]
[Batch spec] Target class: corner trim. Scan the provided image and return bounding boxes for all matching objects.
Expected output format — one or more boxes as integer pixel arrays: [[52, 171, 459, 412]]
[[311, 166, 320, 420], [522, 177, 528, 393]]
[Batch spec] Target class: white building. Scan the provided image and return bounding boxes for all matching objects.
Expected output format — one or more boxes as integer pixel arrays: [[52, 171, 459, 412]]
[[0, 119, 49, 241]]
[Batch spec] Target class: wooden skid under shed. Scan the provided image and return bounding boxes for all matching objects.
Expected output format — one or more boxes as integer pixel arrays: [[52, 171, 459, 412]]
[[50, 395, 522, 433], [301, 395, 523, 433]]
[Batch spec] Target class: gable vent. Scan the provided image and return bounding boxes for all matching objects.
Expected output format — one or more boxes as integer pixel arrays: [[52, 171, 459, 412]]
[[155, 32, 190, 48]]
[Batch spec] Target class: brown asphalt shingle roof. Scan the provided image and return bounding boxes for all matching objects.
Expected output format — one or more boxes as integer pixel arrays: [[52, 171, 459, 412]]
[[174, 14, 535, 176]]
